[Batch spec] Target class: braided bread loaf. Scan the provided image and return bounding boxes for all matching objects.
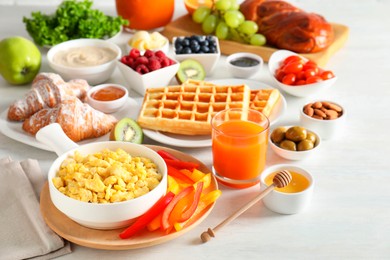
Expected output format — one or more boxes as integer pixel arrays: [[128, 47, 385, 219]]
[[240, 0, 334, 53]]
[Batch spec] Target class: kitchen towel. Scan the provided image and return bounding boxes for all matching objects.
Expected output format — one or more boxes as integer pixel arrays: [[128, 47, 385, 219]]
[[0, 157, 71, 260]]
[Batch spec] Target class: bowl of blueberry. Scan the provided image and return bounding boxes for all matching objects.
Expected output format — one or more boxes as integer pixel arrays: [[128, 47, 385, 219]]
[[173, 35, 220, 75]]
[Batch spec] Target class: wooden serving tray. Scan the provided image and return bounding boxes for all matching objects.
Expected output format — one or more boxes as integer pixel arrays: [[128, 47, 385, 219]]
[[40, 145, 219, 250], [162, 15, 349, 66]]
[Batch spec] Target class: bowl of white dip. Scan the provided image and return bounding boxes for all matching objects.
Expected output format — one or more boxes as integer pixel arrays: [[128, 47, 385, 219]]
[[47, 39, 121, 85]]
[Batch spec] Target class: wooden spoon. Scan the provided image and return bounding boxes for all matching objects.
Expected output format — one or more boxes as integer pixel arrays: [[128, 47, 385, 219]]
[[200, 170, 292, 243]]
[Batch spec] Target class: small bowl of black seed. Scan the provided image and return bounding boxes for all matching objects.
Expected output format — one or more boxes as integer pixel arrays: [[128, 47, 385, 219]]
[[173, 35, 220, 75], [226, 52, 263, 78]]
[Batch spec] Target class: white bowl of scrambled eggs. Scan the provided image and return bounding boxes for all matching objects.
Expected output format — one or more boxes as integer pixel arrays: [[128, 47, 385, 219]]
[[47, 39, 121, 85], [37, 124, 167, 230]]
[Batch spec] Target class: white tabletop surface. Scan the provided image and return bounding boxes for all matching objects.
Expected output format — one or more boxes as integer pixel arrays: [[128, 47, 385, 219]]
[[1, 0, 389, 259]]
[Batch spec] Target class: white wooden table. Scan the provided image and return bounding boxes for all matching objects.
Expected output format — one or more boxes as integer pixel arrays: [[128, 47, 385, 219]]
[[0, 1, 389, 259]]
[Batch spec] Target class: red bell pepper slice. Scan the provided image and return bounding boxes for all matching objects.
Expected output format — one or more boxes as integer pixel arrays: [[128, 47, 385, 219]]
[[157, 150, 180, 161], [163, 158, 200, 171], [167, 165, 194, 184], [174, 189, 222, 232], [161, 186, 194, 231], [119, 191, 175, 239]]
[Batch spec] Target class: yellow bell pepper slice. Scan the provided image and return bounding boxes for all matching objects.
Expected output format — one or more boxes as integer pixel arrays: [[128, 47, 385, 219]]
[[167, 175, 180, 195], [193, 173, 211, 190], [180, 168, 207, 182]]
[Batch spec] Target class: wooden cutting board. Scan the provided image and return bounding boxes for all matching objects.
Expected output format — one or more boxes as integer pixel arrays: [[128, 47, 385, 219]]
[[40, 145, 219, 250], [162, 15, 349, 67]]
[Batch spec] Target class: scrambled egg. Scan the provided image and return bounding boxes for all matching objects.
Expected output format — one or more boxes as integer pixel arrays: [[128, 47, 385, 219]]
[[52, 148, 162, 203]]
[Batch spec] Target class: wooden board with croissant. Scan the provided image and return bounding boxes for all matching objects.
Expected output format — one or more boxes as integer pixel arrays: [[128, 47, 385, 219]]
[[162, 1, 349, 67]]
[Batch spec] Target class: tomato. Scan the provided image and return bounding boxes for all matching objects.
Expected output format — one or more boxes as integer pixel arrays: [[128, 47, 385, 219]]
[[277, 55, 335, 86], [303, 61, 319, 74], [275, 69, 285, 82], [296, 71, 306, 80], [320, 70, 335, 80], [304, 69, 317, 79], [283, 55, 304, 65], [282, 73, 296, 85], [295, 80, 306, 85], [306, 76, 323, 84], [304, 60, 318, 67], [282, 61, 303, 74]]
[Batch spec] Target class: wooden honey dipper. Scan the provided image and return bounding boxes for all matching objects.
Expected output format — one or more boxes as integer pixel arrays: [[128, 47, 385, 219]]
[[200, 170, 292, 243]]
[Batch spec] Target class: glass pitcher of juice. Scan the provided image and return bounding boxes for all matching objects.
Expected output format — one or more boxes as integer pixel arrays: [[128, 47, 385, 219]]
[[115, 0, 175, 31]]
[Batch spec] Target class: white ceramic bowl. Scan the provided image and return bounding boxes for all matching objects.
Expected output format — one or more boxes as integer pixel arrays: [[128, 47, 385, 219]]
[[173, 35, 220, 75], [86, 83, 128, 113], [47, 39, 121, 85], [300, 100, 346, 140], [117, 58, 180, 96], [268, 50, 337, 97], [269, 126, 321, 161], [260, 164, 314, 214], [36, 123, 167, 230], [226, 52, 263, 78], [43, 27, 123, 49]]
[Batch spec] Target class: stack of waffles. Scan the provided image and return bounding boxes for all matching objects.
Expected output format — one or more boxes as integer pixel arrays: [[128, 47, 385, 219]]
[[137, 79, 280, 135]]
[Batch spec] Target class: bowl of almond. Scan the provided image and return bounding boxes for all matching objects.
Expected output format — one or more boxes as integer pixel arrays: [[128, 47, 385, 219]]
[[299, 100, 346, 140]]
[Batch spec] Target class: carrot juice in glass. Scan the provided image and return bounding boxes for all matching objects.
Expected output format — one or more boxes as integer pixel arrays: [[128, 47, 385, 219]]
[[211, 108, 270, 189], [115, 0, 174, 31]]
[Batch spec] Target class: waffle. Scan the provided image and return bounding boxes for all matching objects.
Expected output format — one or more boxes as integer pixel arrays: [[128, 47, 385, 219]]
[[249, 88, 281, 117], [137, 79, 251, 135]]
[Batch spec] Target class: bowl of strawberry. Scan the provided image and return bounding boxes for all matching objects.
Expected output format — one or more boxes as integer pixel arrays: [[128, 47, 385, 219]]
[[117, 48, 179, 96], [268, 50, 337, 97]]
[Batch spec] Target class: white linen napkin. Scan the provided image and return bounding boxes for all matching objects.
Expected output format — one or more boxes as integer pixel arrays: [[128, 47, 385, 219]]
[[0, 157, 71, 260]]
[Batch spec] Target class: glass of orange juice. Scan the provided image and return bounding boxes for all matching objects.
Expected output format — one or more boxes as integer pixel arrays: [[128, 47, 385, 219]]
[[115, 0, 174, 31], [211, 108, 270, 189]]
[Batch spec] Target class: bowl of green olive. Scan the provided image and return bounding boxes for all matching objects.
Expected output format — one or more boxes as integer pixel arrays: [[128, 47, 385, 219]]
[[269, 126, 321, 160]]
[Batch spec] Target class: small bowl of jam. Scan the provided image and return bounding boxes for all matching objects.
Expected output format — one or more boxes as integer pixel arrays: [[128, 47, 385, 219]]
[[87, 83, 128, 113], [226, 52, 263, 78]]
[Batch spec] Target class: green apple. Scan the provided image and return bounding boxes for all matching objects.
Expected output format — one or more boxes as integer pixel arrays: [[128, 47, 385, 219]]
[[0, 36, 41, 85]]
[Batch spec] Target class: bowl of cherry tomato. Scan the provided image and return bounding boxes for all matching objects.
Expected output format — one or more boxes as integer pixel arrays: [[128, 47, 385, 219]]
[[268, 50, 337, 97]]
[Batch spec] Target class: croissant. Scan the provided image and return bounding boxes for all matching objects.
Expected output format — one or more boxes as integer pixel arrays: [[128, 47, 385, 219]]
[[240, 0, 334, 53], [7, 72, 90, 121], [22, 96, 117, 142]]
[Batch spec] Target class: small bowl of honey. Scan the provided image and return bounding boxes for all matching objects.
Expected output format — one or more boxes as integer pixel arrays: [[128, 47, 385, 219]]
[[260, 164, 314, 214], [87, 83, 128, 113]]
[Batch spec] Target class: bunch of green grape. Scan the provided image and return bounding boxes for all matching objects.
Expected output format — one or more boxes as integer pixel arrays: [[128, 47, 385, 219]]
[[192, 0, 266, 46]]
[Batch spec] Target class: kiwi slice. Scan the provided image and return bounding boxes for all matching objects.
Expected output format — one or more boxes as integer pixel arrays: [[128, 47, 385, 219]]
[[176, 59, 205, 84], [110, 118, 144, 144]]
